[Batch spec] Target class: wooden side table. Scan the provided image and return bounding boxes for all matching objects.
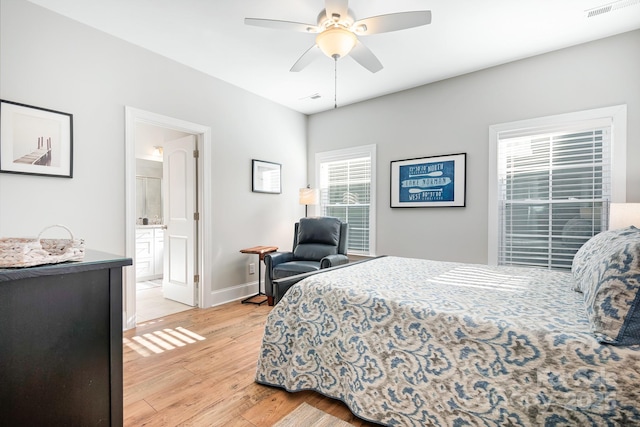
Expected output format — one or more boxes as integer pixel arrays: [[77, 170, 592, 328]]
[[240, 245, 278, 305]]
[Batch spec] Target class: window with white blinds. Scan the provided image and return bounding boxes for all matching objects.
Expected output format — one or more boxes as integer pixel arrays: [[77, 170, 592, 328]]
[[498, 126, 610, 269], [489, 106, 627, 270], [316, 145, 376, 255]]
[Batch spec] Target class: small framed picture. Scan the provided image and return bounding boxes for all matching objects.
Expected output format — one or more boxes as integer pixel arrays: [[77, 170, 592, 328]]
[[252, 159, 281, 194], [390, 153, 466, 208], [0, 99, 73, 178]]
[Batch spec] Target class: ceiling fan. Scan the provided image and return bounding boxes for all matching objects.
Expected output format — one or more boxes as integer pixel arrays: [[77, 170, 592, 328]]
[[245, 0, 432, 73]]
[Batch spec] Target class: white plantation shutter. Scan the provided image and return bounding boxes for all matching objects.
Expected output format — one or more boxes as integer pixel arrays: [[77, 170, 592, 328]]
[[316, 145, 376, 255], [497, 121, 612, 269]]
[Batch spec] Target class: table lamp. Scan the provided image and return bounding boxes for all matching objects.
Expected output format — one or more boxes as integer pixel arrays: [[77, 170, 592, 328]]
[[609, 203, 640, 229], [299, 186, 319, 217]]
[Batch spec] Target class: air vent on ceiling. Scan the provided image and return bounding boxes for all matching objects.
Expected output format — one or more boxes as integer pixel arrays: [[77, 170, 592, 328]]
[[299, 93, 322, 100], [586, 0, 640, 17]]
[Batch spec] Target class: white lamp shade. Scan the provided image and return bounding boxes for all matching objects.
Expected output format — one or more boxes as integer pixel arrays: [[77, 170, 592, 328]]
[[299, 188, 320, 205], [316, 27, 357, 58], [609, 203, 640, 229]]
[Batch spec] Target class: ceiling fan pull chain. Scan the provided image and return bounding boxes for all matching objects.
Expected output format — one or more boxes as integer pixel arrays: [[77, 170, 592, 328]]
[[334, 56, 338, 109]]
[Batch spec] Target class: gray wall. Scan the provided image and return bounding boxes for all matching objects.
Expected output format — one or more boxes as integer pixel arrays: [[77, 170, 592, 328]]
[[2, 0, 638, 293], [308, 30, 640, 264], [0, 0, 308, 298]]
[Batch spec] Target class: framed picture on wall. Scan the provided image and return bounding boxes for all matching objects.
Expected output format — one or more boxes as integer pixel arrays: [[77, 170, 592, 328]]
[[390, 152, 466, 208], [0, 99, 73, 178], [252, 159, 281, 194]]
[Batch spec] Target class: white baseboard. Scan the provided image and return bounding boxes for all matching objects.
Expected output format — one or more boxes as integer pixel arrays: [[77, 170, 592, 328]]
[[207, 280, 262, 307]]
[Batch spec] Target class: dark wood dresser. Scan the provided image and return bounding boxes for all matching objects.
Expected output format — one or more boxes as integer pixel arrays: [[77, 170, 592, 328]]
[[0, 250, 132, 427]]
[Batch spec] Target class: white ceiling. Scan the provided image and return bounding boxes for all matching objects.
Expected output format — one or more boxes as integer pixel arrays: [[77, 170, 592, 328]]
[[26, 0, 640, 115]]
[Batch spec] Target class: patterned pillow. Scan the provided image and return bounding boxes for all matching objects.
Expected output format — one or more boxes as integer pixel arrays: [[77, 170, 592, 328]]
[[580, 226, 640, 345], [572, 226, 638, 292], [572, 231, 605, 292]]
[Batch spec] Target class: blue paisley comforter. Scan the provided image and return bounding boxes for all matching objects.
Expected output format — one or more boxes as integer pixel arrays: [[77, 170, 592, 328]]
[[255, 256, 640, 426]]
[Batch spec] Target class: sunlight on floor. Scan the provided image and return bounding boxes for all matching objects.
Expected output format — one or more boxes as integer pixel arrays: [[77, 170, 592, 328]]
[[123, 326, 206, 357]]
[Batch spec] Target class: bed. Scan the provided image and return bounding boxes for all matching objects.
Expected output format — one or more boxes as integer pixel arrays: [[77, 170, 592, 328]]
[[255, 227, 640, 426]]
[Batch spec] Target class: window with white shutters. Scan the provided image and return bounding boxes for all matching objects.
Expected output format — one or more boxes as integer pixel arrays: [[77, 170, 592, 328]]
[[489, 106, 627, 270], [316, 145, 376, 255]]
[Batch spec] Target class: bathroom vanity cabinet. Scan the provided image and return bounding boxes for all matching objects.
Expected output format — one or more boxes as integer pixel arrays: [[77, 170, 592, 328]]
[[135, 225, 164, 280]]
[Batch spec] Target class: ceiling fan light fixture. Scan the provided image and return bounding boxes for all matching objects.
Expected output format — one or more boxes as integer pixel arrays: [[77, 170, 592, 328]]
[[355, 24, 367, 33], [316, 27, 357, 58]]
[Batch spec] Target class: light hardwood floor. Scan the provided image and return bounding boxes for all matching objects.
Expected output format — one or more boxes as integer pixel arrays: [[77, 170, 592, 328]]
[[136, 280, 192, 323], [123, 301, 379, 426]]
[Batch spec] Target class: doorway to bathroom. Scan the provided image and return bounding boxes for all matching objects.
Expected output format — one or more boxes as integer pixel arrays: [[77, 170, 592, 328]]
[[134, 127, 193, 323], [124, 107, 212, 329]]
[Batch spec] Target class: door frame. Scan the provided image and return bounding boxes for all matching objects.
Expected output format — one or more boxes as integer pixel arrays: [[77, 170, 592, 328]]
[[124, 106, 212, 330]]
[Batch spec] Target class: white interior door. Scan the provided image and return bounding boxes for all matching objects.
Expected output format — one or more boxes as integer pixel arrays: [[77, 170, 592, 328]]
[[163, 135, 196, 306]]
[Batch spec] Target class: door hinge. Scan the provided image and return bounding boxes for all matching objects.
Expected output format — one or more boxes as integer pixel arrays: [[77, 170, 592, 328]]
[[194, 274, 200, 283], [194, 212, 200, 221], [193, 149, 199, 158]]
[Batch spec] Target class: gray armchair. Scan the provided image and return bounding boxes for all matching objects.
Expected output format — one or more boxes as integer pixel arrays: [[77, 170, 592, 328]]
[[264, 217, 349, 305]]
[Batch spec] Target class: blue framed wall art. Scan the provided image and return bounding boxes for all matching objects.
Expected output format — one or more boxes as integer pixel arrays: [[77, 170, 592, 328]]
[[390, 153, 466, 207]]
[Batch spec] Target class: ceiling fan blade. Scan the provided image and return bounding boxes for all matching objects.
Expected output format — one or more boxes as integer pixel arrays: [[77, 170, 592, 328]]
[[325, 0, 349, 21], [353, 11, 431, 35], [349, 41, 383, 73], [244, 18, 318, 33], [290, 45, 323, 72]]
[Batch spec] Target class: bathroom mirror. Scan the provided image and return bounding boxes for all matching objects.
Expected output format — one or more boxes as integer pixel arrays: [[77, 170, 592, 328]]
[[136, 176, 162, 223]]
